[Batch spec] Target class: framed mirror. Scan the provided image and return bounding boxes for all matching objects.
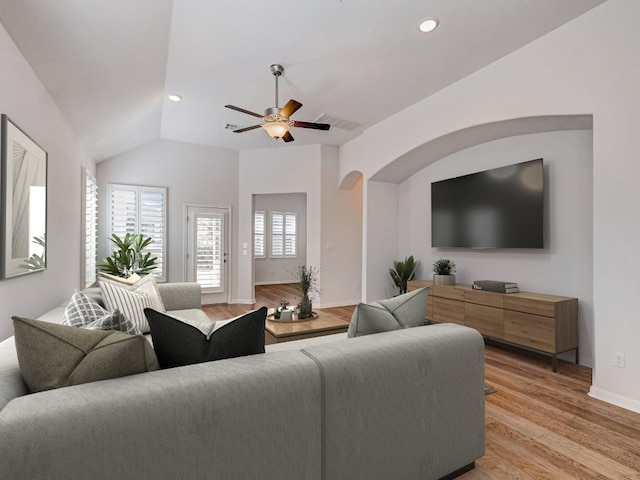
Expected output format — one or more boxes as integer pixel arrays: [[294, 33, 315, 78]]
[[1, 115, 47, 278]]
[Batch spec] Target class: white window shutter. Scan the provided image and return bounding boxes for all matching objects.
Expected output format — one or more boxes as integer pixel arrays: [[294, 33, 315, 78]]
[[196, 213, 222, 289], [254, 210, 265, 258], [271, 211, 296, 258], [108, 184, 167, 281], [84, 171, 98, 287]]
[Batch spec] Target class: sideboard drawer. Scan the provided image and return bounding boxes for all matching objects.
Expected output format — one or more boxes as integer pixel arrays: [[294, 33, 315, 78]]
[[465, 303, 504, 339], [504, 310, 554, 353], [433, 297, 465, 325], [504, 295, 555, 317], [431, 285, 465, 301], [465, 289, 504, 308]]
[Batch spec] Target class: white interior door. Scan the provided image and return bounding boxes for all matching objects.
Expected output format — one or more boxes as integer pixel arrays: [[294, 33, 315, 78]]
[[186, 205, 230, 304]]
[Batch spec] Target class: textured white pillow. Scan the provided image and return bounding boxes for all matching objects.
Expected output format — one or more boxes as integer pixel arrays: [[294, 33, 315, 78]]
[[98, 271, 142, 286], [100, 280, 165, 333], [61, 290, 141, 335]]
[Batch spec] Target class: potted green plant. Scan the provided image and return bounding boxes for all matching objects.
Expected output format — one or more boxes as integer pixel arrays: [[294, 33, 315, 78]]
[[296, 265, 320, 319], [97, 233, 158, 277], [432, 258, 456, 285], [389, 255, 417, 295]]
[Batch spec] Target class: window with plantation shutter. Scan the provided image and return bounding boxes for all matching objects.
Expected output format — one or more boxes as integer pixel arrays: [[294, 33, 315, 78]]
[[195, 212, 223, 290], [83, 170, 98, 287], [271, 211, 296, 258], [254, 210, 265, 258], [108, 184, 167, 281]]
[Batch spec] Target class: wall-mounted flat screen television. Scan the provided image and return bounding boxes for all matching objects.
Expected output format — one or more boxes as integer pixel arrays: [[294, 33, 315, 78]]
[[431, 158, 544, 249]]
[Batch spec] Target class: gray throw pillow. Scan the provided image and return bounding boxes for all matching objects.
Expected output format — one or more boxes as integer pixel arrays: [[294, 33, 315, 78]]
[[12, 316, 159, 393], [347, 287, 428, 338], [61, 290, 141, 335]]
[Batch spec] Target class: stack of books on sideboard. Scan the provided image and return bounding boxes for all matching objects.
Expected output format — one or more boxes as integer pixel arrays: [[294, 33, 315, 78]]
[[472, 280, 519, 294]]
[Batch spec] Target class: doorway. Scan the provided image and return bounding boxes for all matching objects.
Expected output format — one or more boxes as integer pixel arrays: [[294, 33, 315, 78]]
[[185, 205, 230, 304]]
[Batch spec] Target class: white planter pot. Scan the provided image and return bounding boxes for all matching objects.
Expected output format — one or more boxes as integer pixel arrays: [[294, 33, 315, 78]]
[[433, 274, 456, 286]]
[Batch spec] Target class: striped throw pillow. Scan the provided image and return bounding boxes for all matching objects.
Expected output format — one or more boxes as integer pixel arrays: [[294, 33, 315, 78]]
[[100, 281, 165, 333]]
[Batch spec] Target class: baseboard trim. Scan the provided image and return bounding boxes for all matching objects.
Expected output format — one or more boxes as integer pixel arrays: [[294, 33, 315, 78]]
[[588, 386, 640, 414], [254, 280, 296, 286], [314, 300, 359, 309], [229, 298, 256, 305]]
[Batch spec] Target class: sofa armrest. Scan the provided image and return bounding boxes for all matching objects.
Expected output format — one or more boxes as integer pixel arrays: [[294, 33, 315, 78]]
[[157, 282, 201, 310]]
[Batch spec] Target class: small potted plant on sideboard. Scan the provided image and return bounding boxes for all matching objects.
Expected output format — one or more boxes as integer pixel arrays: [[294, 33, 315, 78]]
[[432, 258, 456, 285]]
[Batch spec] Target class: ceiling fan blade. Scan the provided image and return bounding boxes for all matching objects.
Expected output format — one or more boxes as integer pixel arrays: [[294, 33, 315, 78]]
[[282, 131, 295, 143], [293, 120, 331, 131], [233, 124, 263, 133], [225, 105, 264, 119], [279, 99, 303, 118]]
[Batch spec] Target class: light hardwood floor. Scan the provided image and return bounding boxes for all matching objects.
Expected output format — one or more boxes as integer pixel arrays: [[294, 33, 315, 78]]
[[203, 284, 640, 479]]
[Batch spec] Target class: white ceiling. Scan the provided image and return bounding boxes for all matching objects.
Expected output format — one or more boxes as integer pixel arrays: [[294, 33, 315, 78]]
[[0, 0, 605, 162]]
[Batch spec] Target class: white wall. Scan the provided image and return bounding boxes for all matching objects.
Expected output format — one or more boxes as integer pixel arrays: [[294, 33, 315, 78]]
[[365, 181, 400, 301], [254, 193, 307, 284], [0, 23, 87, 341], [320, 145, 362, 308], [237, 144, 361, 308], [339, 0, 640, 412], [97, 139, 239, 294], [237, 145, 322, 304], [399, 130, 593, 366]]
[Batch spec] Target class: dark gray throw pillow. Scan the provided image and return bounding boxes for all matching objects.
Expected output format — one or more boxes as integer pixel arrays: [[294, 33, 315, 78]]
[[144, 307, 267, 369]]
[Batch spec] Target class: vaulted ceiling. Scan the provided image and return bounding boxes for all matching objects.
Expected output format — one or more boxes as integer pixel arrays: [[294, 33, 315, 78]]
[[0, 0, 605, 161]]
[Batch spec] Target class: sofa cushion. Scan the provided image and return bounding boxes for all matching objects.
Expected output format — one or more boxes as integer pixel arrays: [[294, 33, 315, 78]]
[[144, 307, 267, 368], [61, 290, 141, 335], [100, 274, 166, 311], [100, 279, 165, 333], [347, 287, 428, 337], [12, 316, 159, 393]]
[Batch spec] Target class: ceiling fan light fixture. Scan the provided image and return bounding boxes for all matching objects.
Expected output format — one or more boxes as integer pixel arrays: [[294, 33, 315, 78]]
[[419, 17, 439, 33], [262, 121, 290, 139]]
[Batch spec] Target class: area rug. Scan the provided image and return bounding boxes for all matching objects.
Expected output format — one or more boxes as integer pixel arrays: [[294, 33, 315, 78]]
[[484, 385, 497, 395]]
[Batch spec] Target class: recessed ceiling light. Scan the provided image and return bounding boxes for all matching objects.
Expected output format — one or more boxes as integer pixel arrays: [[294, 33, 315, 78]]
[[168, 94, 182, 102], [419, 17, 439, 33]]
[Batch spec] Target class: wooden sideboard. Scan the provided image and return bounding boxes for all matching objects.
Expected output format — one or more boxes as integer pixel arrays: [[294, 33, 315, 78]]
[[408, 280, 578, 371]]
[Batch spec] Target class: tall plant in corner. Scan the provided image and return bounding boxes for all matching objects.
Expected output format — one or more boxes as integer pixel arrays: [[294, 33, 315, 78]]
[[97, 233, 158, 277], [296, 265, 320, 319], [389, 255, 417, 295]]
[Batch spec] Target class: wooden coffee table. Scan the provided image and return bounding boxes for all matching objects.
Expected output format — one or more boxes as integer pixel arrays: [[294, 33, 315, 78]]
[[265, 310, 350, 344]]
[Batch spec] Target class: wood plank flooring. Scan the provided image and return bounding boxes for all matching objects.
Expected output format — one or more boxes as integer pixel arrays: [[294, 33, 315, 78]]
[[203, 284, 640, 479]]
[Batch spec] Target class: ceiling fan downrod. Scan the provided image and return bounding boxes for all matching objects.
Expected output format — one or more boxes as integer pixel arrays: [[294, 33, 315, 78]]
[[270, 63, 284, 110]]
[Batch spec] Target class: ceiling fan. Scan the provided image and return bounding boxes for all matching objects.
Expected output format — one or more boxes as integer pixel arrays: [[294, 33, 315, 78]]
[[225, 64, 330, 142]]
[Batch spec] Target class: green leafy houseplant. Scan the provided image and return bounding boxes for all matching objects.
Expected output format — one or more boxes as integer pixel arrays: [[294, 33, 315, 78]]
[[296, 265, 320, 319], [389, 255, 417, 295], [97, 233, 158, 277], [432, 258, 456, 275], [432, 258, 456, 285]]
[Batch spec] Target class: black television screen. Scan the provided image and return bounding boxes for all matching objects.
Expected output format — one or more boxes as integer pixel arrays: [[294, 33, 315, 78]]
[[431, 159, 544, 249]]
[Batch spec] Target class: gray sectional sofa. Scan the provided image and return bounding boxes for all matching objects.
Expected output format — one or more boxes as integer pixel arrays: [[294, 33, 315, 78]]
[[0, 282, 485, 480]]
